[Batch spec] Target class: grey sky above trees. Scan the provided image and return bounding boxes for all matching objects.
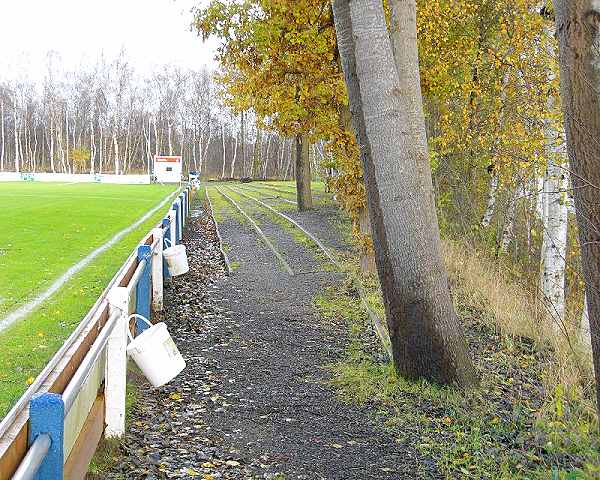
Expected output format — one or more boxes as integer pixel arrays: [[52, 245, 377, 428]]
[[0, 0, 217, 81]]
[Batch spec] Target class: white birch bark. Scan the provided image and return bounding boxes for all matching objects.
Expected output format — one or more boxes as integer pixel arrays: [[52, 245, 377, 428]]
[[33, 123, 38, 172], [200, 125, 212, 175], [90, 117, 95, 174], [481, 174, 499, 228], [1, 99, 5, 171], [263, 133, 272, 179], [230, 129, 238, 178], [540, 147, 568, 325], [221, 124, 226, 179], [99, 125, 104, 174], [499, 188, 518, 253], [65, 107, 70, 173], [113, 131, 119, 175], [540, 23, 568, 327], [13, 97, 20, 172], [49, 118, 55, 173]]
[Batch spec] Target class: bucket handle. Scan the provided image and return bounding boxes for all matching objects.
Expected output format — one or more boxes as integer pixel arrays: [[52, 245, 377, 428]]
[[127, 314, 153, 343]]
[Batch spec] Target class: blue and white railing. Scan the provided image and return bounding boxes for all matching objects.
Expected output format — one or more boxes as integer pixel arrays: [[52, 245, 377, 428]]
[[0, 186, 193, 480]]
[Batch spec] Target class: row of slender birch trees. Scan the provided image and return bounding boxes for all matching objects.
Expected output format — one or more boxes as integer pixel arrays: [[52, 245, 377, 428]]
[[0, 52, 304, 180]]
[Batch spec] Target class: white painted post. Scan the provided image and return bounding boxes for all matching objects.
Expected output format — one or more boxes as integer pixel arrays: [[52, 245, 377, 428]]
[[169, 210, 177, 247], [175, 198, 183, 241], [151, 227, 164, 311], [105, 287, 129, 438]]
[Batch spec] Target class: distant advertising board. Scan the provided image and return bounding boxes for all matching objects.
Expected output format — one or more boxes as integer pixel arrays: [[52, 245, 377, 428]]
[[0, 172, 150, 184]]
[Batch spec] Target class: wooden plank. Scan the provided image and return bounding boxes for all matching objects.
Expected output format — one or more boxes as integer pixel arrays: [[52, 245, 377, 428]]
[[49, 307, 108, 395], [63, 347, 106, 459], [0, 423, 27, 480], [63, 395, 105, 480], [118, 259, 138, 288]]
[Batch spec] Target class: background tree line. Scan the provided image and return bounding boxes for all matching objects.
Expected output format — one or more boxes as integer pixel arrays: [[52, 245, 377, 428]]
[[0, 51, 324, 180]]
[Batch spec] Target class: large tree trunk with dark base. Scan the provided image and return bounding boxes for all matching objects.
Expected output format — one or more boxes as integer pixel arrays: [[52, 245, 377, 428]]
[[552, 0, 600, 415], [295, 134, 313, 210], [332, 0, 477, 387]]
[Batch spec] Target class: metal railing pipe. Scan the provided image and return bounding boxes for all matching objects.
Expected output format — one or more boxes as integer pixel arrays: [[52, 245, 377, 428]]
[[128, 259, 147, 293], [62, 311, 119, 413], [10, 433, 51, 480]]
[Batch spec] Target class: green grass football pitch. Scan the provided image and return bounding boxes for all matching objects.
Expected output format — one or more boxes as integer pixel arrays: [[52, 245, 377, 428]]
[[0, 182, 177, 417]]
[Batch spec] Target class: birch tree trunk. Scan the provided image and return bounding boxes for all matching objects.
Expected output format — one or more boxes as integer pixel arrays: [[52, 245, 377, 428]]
[[192, 127, 198, 171], [263, 133, 272, 179], [481, 174, 499, 228], [540, 147, 568, 327], [333, 0, 476, 387], [278, 137, 286, 177], [90, 118, 95, 174], [13, 98, 20, 173], [552, 0, 600, 415], [50, 118, 55, 173], [240, 112, 245, 177], [230, 130, 238, 179], [113, 131, 119, 175], [98, 125, 103, 174], [499, 187, 518, 254], [153, 117, 159, 156], [202, 127, 213, 175], [295, 133, 313, 210], [221, 124, 226, 179], [539, 21, 569, 328], [65, 108, 70, 173], [33, 127, 38, 172], [1, 100, 4, 171], [57, 123, 66, 173], [252, 128, 262, 178]]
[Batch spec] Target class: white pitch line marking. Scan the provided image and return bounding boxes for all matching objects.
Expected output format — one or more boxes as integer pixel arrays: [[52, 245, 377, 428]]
[[0, 189, 180, 334]]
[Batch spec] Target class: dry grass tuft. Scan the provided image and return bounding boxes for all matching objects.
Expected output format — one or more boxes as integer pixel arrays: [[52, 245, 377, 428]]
[[443, 240, 596, 409]]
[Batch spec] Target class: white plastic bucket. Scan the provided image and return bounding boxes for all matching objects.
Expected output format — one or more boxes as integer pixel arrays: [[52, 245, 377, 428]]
[[126, 314, 186, 388], [163, 238, 189, 276]]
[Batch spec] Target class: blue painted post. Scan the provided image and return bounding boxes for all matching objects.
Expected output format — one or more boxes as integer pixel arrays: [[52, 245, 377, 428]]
[[173, 202, 181, 244], [179, 193, 185, 228], [29, 392, 64, 479], [135, 245, 152, 333], [181, 191, 185, 221], [185, 189, 189, 218], [161, 218, 171, 281]]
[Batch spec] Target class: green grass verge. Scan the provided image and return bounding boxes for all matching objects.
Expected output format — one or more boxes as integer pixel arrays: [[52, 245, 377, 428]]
[[206, 185, 247, 225], [0, 183, 175, 317], [0, 183, 177, 417], [315, 283, 600, 480], [252, 181, 331, 207]]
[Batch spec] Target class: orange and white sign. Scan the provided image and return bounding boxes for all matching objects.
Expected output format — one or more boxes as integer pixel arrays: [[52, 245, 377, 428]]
[[155, 155, 182, 163], [154, 155, 183, 183]]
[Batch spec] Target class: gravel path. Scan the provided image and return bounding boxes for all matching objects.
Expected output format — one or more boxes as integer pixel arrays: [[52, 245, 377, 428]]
[[108, 194, 436, 479]]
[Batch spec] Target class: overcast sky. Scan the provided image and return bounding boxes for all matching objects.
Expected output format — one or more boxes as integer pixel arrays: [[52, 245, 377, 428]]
[[0, 0, 217, 81]]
